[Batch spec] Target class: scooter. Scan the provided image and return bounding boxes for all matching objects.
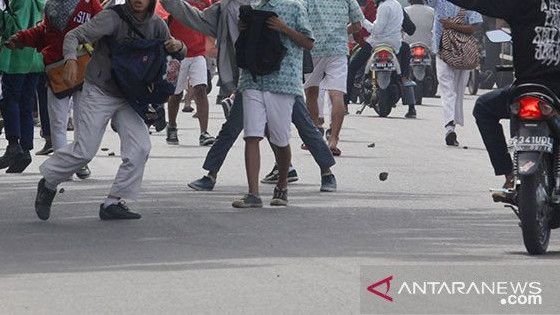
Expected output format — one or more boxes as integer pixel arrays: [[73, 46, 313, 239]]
[[410, 43, 438, 104], [487, 30, 560, 255]]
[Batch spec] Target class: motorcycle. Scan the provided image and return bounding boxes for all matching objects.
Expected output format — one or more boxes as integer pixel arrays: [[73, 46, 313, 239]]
[[355, 45, 415, 117], [487, 30, 560, 255], [409, 43, 438, 104]]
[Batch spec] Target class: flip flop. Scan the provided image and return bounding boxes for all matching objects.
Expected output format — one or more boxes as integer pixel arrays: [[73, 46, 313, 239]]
[[330, 147, 341, 156]]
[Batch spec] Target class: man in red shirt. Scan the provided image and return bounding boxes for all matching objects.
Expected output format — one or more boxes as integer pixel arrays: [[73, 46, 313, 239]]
[[157, 0, 215, 146]]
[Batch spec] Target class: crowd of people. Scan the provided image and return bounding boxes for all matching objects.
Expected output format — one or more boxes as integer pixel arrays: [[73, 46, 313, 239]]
[[0, 0, 558, 220]]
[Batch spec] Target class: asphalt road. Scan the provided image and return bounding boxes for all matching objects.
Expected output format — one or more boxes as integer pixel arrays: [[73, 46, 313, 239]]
[[0, 86, 558, 314]]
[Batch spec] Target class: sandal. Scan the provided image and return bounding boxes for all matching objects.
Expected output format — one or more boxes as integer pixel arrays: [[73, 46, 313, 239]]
[[301, 143, 308, 150], [330, 147, 341, 156]]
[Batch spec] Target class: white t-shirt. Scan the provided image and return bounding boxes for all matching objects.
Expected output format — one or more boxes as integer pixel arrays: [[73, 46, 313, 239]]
[[404, 4, 435, 48], [363, 0, 404, 51]]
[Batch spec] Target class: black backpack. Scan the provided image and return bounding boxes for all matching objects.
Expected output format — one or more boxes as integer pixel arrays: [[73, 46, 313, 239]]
[[235, 5, 287, 82]]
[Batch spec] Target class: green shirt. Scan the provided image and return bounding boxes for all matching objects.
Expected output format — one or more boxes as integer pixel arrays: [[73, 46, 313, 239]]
[[0, 0, 45, 74], [305, 0, 364, 58], [238, 0, 314, 96]]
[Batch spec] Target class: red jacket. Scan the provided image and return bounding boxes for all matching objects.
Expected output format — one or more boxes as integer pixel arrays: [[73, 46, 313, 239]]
[[17, 0, 103, 66], [354, 0, 377, 46], [160, 0, 211, 58]]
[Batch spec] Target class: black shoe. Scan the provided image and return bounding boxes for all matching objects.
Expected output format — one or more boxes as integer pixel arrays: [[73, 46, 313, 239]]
[[261, 167, 299, 184], [35, 178, 57, 221], [188, 175, 216, 191], [221, 97, 233, 118], [270, 186, 288, 206], [445, 131, 459, 146], [67, 117, 74, 131], [6, 150, 32, 173], [0, 143, 23, 169], [166, 125, 179, 145], [320, 173, 337, 192], [199, 132, 216, 146], [36, 140, 53, 155], [99, 201, 142, 220], [405, 109, 417, 119], [76, 165, 91, 179], [182, 104, 195, 113]]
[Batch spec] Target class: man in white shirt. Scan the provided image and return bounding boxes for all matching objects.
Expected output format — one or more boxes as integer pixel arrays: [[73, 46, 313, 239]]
[[404, 0, 434, 48]]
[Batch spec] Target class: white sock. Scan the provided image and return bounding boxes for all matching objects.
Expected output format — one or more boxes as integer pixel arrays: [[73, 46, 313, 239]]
[[103, 197, 120, 209]]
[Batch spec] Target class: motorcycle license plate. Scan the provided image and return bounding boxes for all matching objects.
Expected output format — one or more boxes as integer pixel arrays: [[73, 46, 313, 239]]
[[511, 136, 553, 153]]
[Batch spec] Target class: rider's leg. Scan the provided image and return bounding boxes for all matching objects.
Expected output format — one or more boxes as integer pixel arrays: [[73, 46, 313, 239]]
[[345, 43, 373, 105], [473, 88, 513, 186]]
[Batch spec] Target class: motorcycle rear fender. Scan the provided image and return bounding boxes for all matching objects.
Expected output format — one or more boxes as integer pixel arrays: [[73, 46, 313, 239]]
[[375, 71, 393, 90], [412, 65, 426, 81], [517, 152, 546, 176]]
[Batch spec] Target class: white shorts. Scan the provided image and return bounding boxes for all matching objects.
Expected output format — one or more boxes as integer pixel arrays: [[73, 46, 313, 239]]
[[242, 90, 295, 147], [174, 55, 208, 94], [304, 55, 348, 93]]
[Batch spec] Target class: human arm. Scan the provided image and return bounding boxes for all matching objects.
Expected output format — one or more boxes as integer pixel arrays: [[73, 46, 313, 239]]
[[266, 16, 314, 51], [347, 22, 362, 35], [440, 18, 477, 35], [160, 0, 219, 38], [446, 0, 517, 20], [6, 21, 47, 50]]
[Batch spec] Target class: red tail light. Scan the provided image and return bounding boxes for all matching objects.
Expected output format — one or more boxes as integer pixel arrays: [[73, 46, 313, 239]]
[[376, 50, 391, 61], [412, 46, 426, 58], [517, 96, 543, 120]]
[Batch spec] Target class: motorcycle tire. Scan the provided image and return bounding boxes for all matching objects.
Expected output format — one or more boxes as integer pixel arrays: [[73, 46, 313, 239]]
[[468, 69, 480, 95], [518, 156, 552, 255], [373, 87, 394, 118]]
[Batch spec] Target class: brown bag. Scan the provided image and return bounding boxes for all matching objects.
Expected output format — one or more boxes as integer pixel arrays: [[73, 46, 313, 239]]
[[439, 9, 480, 70], [45, 48, 91, 99]]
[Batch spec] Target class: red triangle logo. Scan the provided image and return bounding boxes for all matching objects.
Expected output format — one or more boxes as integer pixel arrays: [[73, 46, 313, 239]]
[[367, 275, 394, 302]]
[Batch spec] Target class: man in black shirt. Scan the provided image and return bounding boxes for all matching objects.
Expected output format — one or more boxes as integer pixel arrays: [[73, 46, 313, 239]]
[[448, 0, 560, 196]]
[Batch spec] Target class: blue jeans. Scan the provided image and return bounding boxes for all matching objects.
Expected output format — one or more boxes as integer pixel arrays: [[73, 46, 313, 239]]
[[203, 93, 336, 173], [1, 73, 40, 150]]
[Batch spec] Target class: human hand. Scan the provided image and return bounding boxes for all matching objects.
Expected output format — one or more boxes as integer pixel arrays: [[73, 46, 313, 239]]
[[440, 19, 454, 29], [164, 37, 183, 53], [63, 59, 78, 87], [266, 16, 288, 33], [4, 34, 22, 49]]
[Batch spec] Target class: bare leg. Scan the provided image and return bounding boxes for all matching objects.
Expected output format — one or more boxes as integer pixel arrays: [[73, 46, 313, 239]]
[[245, 138, 261, 196], [192, 84, 209, 133], [167, 94, 181, 127], [305, 86, 320, 126], [274, 144, 291, 190], [328, 90, 345, 149]]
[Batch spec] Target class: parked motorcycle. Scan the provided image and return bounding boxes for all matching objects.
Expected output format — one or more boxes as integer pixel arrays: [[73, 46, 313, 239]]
[[487, 30, 560, 255], [409, 43, 438, 104]]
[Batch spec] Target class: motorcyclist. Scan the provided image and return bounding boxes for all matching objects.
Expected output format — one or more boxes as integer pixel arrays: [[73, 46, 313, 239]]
[[404, 0, 434, 48], [447, 0, 560, 202], [345, 0, 417, 118]]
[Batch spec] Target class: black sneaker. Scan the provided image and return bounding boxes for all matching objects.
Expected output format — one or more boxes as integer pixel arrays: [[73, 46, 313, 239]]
[[166, 125, 179, 145], [0, 143, 23, 169], [182, 104, 195, 113], [67, 117, 74, 131], [76, 165, 91, 179], [445, 131, 459, 146], [221, 97, 233, 118], [232, 194, 263, 208], [199, 132, 216, 146], [36, 140, 53, 155], [99, 201, 141, 220], [6, 150, 32, 173], [261, 167, 299, 184], [405, 108, 417, 119], [188, 175, 216, 191], [270, 187, 288, 206], [35, 178, 57, 221], [320, 173, 337, 192]]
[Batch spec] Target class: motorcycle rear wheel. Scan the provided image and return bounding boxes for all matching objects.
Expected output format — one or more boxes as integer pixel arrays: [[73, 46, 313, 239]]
[[373, 88, 394, 118], [518, 157, 552, 255]]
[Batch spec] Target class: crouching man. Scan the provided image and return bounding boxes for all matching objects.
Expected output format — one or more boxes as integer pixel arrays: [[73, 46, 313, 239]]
[[34, 0, 185, 221]]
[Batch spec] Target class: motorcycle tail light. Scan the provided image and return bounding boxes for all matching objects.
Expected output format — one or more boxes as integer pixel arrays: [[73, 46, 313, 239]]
[[376, 50, 392, 62], [517, 96, 544, 120], [411, 46, 426, 59]]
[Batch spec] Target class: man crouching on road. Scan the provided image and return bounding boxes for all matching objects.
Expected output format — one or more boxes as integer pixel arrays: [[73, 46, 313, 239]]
[[34, 0, 185, 221]]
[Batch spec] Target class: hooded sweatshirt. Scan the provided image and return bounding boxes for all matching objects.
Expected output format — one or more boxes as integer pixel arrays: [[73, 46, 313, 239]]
[[17, 0, 103, 66], [448, 0, 560, 92], [62, 0, 186, 96], [0, 0, 45, 74]]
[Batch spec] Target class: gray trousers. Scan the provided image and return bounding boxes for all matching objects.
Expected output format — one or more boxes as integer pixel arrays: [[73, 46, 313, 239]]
[[203, 94, 336, 173], [40, 82, 151, 200]]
